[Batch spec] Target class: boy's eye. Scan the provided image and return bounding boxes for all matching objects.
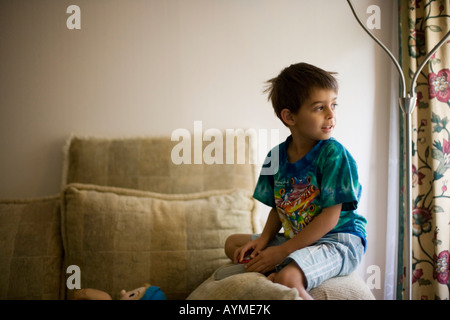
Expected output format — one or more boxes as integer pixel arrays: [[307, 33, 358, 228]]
[[314, 104, 337, 111]]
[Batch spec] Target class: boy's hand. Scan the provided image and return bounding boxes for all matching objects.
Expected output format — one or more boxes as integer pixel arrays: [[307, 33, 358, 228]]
[[244, 246, 287, 274], [233, 238, 267, 264]]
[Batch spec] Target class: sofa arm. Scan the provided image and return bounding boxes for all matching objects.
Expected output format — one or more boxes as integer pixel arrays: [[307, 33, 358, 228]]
[[0, 195, 63, 300]]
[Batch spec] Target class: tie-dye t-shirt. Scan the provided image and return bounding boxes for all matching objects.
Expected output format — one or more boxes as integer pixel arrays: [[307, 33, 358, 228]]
[[253, 136, 367, 246]]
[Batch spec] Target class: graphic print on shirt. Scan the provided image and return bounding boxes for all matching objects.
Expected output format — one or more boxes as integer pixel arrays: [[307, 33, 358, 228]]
[[274, 176, 320, 237]]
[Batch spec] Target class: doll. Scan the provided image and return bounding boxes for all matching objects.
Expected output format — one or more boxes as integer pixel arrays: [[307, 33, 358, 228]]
[[119, 284, 166, 300], [72, 284, 166, 300]]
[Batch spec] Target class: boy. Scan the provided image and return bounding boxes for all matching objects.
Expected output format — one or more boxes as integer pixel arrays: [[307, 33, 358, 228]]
[[224, 62, 367, 300]]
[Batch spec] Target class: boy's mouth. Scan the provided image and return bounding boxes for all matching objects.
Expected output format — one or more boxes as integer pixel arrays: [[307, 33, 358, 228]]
[[322, 125, 334, 132]]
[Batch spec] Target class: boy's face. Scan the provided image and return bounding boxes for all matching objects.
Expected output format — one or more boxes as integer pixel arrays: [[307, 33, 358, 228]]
[[289, 87, 337, 143]]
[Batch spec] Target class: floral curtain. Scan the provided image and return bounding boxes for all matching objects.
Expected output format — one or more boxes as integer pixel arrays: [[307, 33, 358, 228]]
[[398, 0, 449, 300]]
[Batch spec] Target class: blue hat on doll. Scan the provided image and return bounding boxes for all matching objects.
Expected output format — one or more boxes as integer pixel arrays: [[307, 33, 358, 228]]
[[141, 286, 166, 300]]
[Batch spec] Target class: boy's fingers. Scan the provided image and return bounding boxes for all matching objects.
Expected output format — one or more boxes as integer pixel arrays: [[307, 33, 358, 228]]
[[237, 248, 245, 262], [233, 247, 242, 263], [245, 254, 260, 269], [250, 247, 263, 259], [246, 258, 261, 272], [235, 244, 249, 263], [239, 248, 250, 262], [240, 245, 253, 262]]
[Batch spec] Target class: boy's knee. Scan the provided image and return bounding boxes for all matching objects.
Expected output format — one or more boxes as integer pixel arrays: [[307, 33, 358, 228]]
[[224, 234, 237, 250], [225, 234, 250, 248], [272, 270, 292, 286], [273, 263, 307, 289], [224, 234, 240, 258]]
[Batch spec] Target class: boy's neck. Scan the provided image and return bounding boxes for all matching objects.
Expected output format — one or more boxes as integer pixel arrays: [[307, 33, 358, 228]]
[[287, 135, 318, 163]]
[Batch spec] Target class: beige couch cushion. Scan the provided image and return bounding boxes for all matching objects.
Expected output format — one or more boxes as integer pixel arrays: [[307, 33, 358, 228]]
[[0, 196, 63, 300], [187, 265, 375, 300], [61, 183, 258, 300], [308, 271, 375, 300], [62, 135, 257, 194], [187, 270, 301, 300]]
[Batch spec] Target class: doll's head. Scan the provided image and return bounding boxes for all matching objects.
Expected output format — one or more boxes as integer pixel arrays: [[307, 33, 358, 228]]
[[119, 286, 147, 300], [119, 284, 166, 300]]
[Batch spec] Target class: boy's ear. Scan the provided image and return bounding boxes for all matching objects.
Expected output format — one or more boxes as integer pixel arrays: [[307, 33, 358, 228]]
[[280, 108, 296, 126]]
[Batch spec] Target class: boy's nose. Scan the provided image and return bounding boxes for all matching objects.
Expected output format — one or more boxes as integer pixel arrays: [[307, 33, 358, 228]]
[[325, 107, 335, 118]]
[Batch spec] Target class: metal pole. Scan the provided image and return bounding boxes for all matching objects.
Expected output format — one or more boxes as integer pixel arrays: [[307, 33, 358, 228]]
[[400, 96, 416, 300], [405, 111, 412, 301]]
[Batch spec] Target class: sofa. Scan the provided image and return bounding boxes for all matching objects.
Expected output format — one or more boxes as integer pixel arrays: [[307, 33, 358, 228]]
[[0, 134, 375, 300]]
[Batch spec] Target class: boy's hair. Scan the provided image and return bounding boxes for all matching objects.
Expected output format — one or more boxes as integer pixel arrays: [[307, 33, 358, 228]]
[[264, 62, 338, 126]]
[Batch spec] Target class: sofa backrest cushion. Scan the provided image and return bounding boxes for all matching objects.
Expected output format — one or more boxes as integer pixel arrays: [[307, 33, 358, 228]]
[[0, 196, 63, 300], [61, 183, 258, 300], [62, 135, 258, 194]]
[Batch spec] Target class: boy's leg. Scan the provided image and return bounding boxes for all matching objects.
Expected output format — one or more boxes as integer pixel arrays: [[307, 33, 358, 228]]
[[224, 234, 252, 260], [268, 262, 313, 300], [268, 233, 364, 299], [214, 234, 252, 281]]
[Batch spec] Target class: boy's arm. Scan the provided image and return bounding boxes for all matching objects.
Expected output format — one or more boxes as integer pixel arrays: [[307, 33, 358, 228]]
[[235, 207, 281, 263], [257, 207, 282, 245], [245, 203, 341, 274]]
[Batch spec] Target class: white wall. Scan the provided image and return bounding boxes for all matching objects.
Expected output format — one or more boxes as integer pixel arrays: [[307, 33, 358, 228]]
[[0, 0, 397, 299]]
